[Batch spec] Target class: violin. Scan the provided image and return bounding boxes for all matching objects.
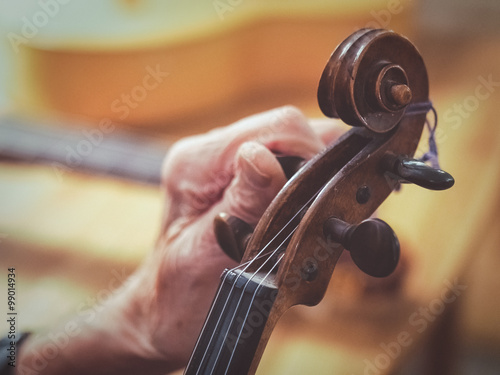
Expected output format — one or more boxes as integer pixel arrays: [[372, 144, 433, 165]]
[[184, 28, 454, 375]]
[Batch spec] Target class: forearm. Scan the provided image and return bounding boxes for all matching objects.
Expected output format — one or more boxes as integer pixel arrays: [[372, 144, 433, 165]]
[[17, 327, 170, 375], [16, 276, 179, 375]]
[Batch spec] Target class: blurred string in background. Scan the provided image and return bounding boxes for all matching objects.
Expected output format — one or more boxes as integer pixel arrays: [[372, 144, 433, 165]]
[[0, 0, 500, 374]]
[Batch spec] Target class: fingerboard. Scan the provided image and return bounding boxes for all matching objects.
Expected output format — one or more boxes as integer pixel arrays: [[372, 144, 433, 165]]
[[185, 269, 278, 375]]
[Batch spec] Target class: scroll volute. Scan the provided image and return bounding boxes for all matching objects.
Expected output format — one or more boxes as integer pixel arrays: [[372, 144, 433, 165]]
[[242, 29, 431, 309]]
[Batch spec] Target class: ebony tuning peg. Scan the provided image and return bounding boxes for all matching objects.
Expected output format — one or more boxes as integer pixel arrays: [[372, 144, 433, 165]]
[[213, 213, 253, 262], [323, 217, 400, 278], [275, 155, 306, 180], [388, 156, 455, 191]]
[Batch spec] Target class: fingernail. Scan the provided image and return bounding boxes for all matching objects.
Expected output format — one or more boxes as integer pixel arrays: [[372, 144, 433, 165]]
[[238, 142, 273, 188]]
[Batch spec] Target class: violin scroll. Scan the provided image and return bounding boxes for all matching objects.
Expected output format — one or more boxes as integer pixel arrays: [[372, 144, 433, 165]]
[[188, 28, 456, 375], [318, 28, 429, 133]]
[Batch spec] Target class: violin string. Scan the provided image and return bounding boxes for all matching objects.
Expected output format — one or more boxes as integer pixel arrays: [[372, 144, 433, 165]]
[[229, 190, 318, 273], [223, 253, 285, 375], [209, 229, 295, 374], [192, 273, 235, 374], [193, 198, 309, 374], [194, 184, 321, 372], [213, 231, 297, 369], [193, 242, 283, 374], [186, 270, 234, 372], [189, 164, 314, 371]]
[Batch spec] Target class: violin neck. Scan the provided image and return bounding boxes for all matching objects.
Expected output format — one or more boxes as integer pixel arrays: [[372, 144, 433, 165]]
[[184, 269, 278, 375]]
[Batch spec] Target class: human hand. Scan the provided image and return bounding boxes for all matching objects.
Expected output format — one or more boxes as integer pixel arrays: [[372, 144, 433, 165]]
[[18, 107, 342, 375], [121, 106, 343, 370]]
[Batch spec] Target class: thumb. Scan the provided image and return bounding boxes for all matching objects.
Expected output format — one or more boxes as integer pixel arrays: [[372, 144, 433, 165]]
[[209, 141, 287, 226]]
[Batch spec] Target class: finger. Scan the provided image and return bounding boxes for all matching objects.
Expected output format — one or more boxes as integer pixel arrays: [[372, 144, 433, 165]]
[[208, 141, 287, 226], [308, 117, 348, 146], [161, 106, 325, 193], [160, 107, 332, 231], [243, 106, 324, 159]]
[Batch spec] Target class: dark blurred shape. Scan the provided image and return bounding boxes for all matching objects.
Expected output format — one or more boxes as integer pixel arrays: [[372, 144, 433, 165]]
[[0, 116, 167, 185]]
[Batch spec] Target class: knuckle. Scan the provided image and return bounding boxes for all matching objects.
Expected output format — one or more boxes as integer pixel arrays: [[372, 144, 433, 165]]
[[270, 106, 310, 136], [161, 138, 196, 185]]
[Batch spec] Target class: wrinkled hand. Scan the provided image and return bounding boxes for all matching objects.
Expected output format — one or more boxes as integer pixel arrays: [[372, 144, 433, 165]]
[[110, 107, 343, 370], [17, 107, 342, 375]]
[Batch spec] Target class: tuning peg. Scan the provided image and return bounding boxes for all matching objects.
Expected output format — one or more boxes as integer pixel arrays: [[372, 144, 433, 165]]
[[213, 213, 253, 262], [323, 217, 400, 277], [387, 156, 454, 190], [275, 155, 306, 179]]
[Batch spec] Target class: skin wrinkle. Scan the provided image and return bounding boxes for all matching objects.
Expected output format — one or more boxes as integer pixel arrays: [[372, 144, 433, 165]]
[[224, 144, 285, 224], [238, 142, 276, 189], [150, 227, 230, 361]]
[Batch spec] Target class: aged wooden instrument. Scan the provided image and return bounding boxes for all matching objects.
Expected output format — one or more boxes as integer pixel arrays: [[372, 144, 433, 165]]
[[184, 29, 454, 375]]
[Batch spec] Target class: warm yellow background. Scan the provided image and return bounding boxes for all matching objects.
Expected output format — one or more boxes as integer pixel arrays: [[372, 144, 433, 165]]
[[1, 0, 499, 374]]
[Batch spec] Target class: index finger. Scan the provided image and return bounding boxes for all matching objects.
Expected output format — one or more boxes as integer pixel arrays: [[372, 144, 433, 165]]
[[308, 117, 348, 146]]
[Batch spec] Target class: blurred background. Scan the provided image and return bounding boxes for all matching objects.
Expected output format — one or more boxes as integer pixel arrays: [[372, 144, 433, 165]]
[[0, 0, 499, 374]]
